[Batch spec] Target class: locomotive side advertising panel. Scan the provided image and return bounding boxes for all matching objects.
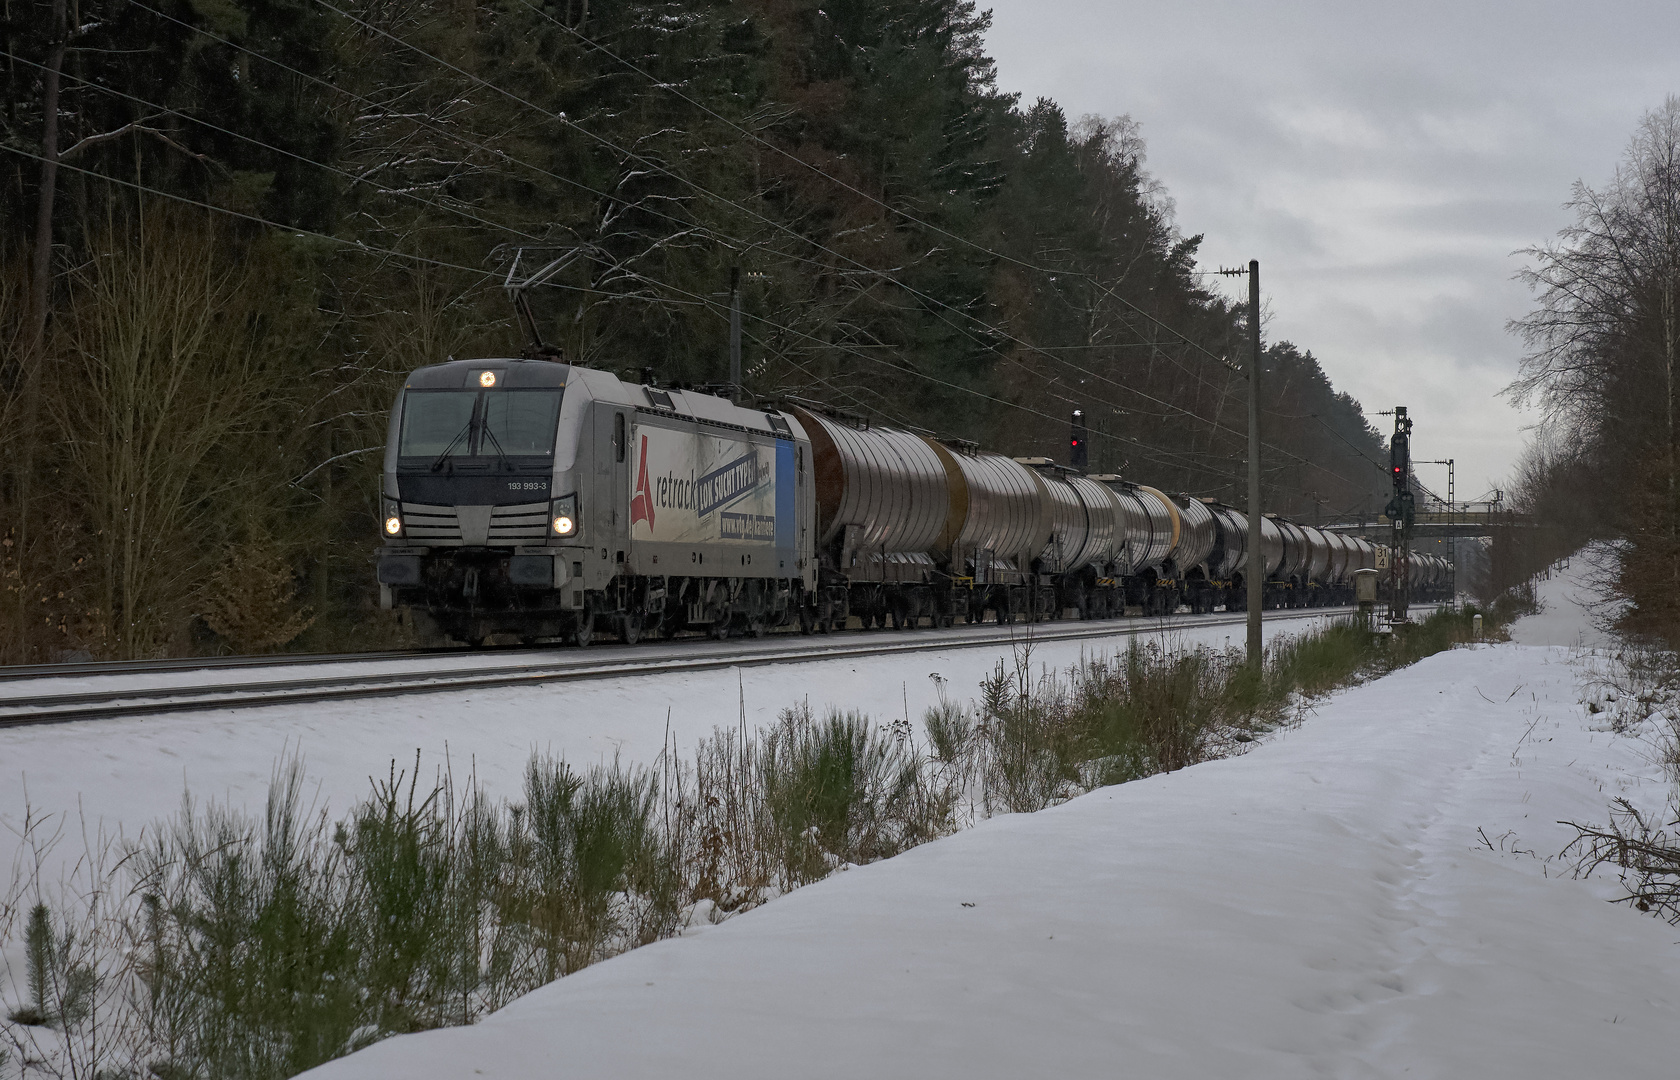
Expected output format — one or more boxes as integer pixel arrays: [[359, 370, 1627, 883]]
[[627, 418, 799, 573]]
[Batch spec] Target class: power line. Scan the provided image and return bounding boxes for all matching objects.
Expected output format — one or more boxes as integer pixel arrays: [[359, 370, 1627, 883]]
[[1, 48, 569, 255], [483, 1, 1368, 493], [122, 0, 1352, 491], [514, 0, 1239, 372], [47, 3, 1368, 495], [7, 142, 1220, 483], [307, 6, 1239, 431]]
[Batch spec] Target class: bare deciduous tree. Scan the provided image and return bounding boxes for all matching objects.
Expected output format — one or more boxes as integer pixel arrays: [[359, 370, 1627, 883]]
[[1509, 96, 1680, 638], [49, 211, 293, 658]]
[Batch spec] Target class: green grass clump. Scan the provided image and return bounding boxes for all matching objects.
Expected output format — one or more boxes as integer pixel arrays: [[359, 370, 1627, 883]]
[[945, 605, 1498, 811]]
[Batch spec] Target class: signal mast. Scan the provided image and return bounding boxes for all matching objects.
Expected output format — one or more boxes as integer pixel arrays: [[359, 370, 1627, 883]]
[[1385, 407, 1414, 621]]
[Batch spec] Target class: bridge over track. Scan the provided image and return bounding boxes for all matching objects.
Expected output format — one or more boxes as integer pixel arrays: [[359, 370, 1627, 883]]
[[1323, 511, 1534, 541]]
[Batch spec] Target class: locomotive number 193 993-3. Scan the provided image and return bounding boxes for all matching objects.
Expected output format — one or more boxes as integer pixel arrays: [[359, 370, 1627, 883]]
[[507, 481, 548, 491]]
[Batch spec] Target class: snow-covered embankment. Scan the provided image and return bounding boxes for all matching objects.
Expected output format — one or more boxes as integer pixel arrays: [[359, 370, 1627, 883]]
[[305, 586, 1680, 1078]]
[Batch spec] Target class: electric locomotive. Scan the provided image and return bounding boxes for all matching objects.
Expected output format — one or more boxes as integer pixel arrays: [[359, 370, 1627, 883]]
[[376, 358, 814, 645]]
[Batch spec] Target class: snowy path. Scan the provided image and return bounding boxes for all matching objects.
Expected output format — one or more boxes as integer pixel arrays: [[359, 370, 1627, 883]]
[[304, 640, 1679, 1079]]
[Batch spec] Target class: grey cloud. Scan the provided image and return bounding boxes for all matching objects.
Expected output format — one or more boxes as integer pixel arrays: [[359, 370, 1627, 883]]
[[983, 0, 1680, 485]]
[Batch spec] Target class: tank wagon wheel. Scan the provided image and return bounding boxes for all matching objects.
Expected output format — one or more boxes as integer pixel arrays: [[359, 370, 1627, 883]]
[[620, 613, 643, 646]]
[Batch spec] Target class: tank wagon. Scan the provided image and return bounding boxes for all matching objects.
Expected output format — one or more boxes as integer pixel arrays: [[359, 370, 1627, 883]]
[[375, 359, 1455, 644]]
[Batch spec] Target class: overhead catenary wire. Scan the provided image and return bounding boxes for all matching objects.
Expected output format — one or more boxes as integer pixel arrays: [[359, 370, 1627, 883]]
[[518, 7, 1370, 495], [11, 144, 1224, 484], [311, 0, 1365, 492], [115, 0, 1364, 496], [50, 3, 1370, 498], [107, 0, 1268, 485], [512, 0, 1241, 373], [118, 0, 1226, 453]]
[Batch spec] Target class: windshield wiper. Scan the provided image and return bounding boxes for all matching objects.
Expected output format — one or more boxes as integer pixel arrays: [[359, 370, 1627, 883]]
[[479, 421, 514, 471], [429, 419, 474, 472]]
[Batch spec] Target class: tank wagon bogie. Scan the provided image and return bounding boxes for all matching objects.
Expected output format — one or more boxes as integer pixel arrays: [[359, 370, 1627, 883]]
[[376, 360, 1456, 644]]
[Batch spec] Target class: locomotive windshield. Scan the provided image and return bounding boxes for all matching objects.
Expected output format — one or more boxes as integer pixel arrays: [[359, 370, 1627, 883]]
[[398, 388, 562, 462]]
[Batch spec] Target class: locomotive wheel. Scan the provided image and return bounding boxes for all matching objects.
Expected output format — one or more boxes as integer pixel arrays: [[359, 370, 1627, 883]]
[[621, 613, 643, 646], [709, 619, 730, 641], [573, 610, 595, 648], [747, 615, 766, 639], [799, 606, 816, 635]]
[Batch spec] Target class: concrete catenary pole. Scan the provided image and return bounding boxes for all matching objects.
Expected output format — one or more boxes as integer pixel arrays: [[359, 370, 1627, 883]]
[[1247, 259, 1263, 665], [728, 266, 742, 403]]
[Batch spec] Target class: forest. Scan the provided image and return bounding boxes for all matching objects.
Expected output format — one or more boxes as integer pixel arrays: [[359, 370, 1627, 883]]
[[1507, 97, 1680, 643], [1, 0, 1393, 661]]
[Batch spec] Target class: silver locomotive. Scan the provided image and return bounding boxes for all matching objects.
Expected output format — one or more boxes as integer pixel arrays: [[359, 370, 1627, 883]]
[[375, 359, 1453, 644]]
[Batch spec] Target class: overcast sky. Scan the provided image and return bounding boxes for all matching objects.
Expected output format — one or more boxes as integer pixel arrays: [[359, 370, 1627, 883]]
[[982, 0, 1680, 502]]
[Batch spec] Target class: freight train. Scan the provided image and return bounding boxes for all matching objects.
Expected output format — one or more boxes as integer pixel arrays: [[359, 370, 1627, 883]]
[[375, 358, 1452, 645]]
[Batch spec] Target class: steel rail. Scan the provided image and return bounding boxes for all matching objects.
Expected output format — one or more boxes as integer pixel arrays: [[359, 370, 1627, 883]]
[[0, 609, 1352, 730], [0, 647, 524, 684]]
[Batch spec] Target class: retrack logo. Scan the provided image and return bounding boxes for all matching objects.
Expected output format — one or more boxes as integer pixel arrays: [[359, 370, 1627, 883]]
[[630, 434, 655, 530]]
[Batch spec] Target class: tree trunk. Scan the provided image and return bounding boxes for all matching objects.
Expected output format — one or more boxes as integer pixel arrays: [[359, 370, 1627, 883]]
[[29, 0, 65, 356], [21, 0, 68, 582]]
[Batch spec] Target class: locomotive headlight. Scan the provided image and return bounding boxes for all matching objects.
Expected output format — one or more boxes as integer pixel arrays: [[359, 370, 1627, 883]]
[[385, 515, 403, 536], [550, 494, 578, 538], [479, 370, 497, 388]]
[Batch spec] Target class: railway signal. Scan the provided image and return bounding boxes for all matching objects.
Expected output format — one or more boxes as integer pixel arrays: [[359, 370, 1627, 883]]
[[1070, 410, 1088, 468], [1384, 406, 1414, 621]]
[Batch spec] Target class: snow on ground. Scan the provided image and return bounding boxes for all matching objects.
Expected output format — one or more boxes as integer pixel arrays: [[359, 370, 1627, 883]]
[[0, 614, 1332, 879], [298, 564, 1680, 1079], [1508, 546, 1619, 648]]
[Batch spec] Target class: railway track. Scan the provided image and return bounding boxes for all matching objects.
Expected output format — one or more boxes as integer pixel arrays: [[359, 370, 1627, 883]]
[[0, 607, 1353, 729]]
